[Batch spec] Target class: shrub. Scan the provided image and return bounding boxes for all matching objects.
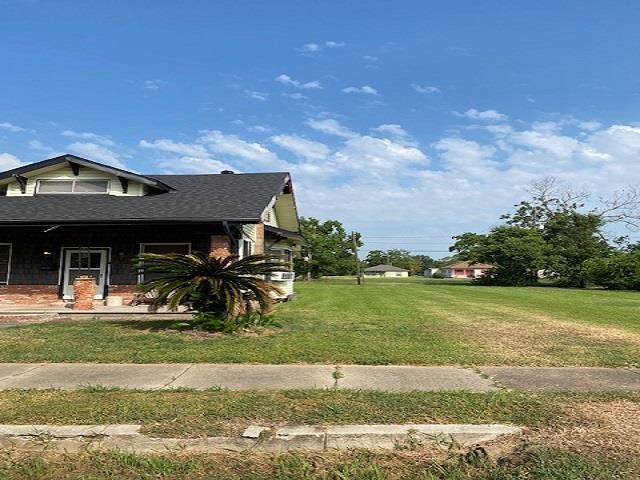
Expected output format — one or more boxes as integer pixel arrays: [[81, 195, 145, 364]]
[[584, 252, 640, 290]]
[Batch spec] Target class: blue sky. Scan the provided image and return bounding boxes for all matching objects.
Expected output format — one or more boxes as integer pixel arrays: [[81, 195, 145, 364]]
[[2, 1, 640, 255]]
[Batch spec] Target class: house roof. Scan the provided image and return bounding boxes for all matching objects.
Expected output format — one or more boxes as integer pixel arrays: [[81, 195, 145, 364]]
[[0, 156, 293, 225], [442, 261, 494, 269], [0, 154, 174, 192], [364, 264, 409, 272]]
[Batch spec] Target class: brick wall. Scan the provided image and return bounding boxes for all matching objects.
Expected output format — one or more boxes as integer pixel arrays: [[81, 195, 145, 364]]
[[108, 285, 139, 304], [0, 285, 61, 306], [209, 235, 231, 259]]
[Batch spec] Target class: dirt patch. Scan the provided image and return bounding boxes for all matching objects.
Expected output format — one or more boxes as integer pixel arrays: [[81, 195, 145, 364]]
[[0, 315, 57, 325]]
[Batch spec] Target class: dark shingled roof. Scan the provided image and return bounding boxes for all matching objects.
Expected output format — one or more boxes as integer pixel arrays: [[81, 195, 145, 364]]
[[0, 172, 290, 225], [364, 264, 409, 272]]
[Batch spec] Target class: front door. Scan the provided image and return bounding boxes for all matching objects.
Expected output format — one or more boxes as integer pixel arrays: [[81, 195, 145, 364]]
[[62, 249, 108, 299]]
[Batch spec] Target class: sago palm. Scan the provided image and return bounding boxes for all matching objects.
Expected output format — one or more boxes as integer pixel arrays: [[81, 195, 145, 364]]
[[135, 252, 286, 317]]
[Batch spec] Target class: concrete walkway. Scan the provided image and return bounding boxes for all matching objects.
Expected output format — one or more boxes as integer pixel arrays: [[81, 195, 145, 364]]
[[0, 363, 639, 391]]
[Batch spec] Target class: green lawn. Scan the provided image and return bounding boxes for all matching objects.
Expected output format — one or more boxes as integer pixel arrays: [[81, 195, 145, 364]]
[[1, 277, 639, 365], [0, 389, 638, 478]]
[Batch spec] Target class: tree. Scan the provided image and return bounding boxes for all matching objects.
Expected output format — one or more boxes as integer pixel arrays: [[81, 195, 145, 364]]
[[451, 227, 548, 286], [542, 212, 611, 287], [294, 217, 362, 278], [136, 253, 284, 331], [584, 251, 640, 290]]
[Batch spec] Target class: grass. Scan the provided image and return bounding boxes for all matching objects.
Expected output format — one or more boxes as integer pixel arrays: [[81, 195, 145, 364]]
[[0, 449, 637, 479], [0, 389, 577, 437], [0, 389, 638, 478], [0, 277, 639, 365]]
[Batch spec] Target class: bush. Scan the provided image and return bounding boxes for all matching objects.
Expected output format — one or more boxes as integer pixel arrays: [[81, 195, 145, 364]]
[[584, 251, 640, 290], [173, 312, 281, 334], [430, 271, 445, 279]]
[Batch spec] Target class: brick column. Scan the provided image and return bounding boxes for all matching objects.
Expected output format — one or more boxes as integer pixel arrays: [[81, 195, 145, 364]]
[[73, 276, 97, 310], [209, 235, 231, 259], [254, 223, 265, 255]]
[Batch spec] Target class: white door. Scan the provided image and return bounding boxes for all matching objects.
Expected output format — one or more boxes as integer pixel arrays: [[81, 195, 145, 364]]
[[62, 249, 108, 299]]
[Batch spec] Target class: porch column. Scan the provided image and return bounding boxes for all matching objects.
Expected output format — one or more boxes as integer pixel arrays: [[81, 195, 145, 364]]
[[254, 223, 265, 255], [209, 235, 231, 259]]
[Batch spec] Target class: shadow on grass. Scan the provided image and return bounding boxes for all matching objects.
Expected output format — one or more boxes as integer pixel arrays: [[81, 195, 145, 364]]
[[109, 319, 183, 332]]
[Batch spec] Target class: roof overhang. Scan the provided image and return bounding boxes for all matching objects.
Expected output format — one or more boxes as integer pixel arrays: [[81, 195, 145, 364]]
[[264, 225, 305, 243], [0, 154, 174, 192]]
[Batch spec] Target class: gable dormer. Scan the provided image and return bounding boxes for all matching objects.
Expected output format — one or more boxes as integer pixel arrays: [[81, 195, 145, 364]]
[[0, 154, 173, 197]]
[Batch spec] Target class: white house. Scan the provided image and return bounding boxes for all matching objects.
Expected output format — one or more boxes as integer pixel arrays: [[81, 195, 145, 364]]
[[364, 264, 410, 277]]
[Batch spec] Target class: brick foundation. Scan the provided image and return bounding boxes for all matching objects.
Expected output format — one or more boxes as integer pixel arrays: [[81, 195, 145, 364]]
[[0, 285, 62, 306], [107, 285, 139, 304]]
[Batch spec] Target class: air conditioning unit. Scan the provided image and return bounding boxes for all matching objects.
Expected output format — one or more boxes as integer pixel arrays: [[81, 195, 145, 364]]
[[269, 271, 294, 281]]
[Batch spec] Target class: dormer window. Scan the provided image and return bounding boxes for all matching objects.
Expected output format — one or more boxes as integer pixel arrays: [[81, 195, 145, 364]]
[[36, 179, 110, 194]]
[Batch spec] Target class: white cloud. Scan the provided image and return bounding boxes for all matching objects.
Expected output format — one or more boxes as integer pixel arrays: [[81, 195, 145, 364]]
[[453, 108, 508, 122], [61, 130, 115, 147], [306, 118, 357, 138], [198, 130, 282, 166], [0, 153, 23, 170], [143, 79, 168, 91], [139, 139, 210, 159], [341, 85, 379, 95], [282, 92, 308, 100], [66, 142, 128, 169], [29, 140, 60, 157], [411, 84, 441, 94], [363, 55, 378, 62], [372, 124, 416, 146], [298, 41, 345, 53], [271, 135, 330, 161], [275, 74, 322, 89], [333, 135, 428, 172], [247, 125, 271, 133], [244, 90, 268, 101], [0, 122, 28, 133]]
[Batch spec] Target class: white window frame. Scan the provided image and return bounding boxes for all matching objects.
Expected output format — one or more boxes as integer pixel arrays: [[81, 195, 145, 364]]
[[240, 239, 254, 259], [138, 243, 192, 283], [36, 179, 111, 195], [0, 243, 12, 285]]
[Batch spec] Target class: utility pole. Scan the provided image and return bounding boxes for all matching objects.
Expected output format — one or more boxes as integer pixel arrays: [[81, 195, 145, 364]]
[[352, 231, 363, 285]]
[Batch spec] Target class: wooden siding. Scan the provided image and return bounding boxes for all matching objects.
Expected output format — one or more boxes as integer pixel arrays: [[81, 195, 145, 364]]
[[0, 225, 220, 286], [5, 165, 145, 197]]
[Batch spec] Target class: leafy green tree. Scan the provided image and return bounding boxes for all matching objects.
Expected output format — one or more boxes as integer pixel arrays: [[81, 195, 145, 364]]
[[294, 217, 362, 278], [584, 251, 640, 290], [364, 249, 434, 275], [136, 253, 284, 329], [542, 212, 611, 287], [451, 227, 548, 286]]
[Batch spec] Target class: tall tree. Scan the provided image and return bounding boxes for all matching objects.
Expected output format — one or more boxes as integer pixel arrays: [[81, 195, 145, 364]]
[[451, 227, 549, 286], [294, 217, 362, 278]]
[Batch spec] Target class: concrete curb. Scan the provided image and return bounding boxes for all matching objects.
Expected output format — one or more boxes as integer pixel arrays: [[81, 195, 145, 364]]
[[0, 423, 522, 453]]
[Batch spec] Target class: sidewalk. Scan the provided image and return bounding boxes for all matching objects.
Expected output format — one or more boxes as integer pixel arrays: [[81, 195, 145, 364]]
[[0, 363, 639, 391]]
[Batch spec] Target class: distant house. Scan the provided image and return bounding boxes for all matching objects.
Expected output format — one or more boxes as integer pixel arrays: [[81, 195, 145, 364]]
[[425, 261, 494, 279], [364, 264, 410, 277]]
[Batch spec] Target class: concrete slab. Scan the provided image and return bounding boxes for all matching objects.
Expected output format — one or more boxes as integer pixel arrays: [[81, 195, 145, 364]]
[[0, 364, 42, 382], [0, 364, 189, 390], [480, 367, 640, 391], [170, 364, 335, 390], [337, 366, 497, 392]]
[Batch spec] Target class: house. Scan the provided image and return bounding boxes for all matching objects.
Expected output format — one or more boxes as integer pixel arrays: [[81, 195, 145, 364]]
[[364, 264, 410, 277], [425, 261, 494, 279], [0, 154, 303, 307]]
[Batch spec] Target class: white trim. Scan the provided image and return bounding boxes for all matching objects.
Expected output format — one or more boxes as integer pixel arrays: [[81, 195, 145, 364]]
[[60, 247, 111, 300], [36, 179, 111, 195], [0, 243, 12, 285], [138, 242, 192, 283]]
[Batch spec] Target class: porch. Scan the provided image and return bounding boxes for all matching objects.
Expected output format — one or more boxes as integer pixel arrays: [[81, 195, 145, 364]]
[[0, 223, 258, 307]]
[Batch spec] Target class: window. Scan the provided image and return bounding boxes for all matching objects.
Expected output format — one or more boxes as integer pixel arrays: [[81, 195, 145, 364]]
[[241, 240, 254, 259], [139, 243, 191, 282], [0, 244, 11, 284], [37, 179, 109, 194]]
